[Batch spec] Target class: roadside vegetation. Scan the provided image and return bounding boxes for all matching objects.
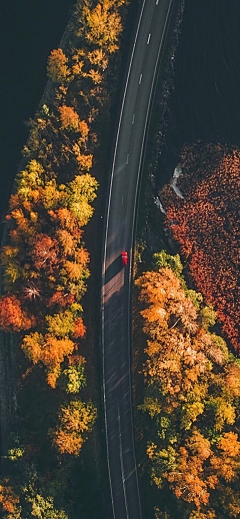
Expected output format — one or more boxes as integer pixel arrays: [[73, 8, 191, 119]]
[[160, 142, 240, 353], [134, 250, 240, 519], [0, 0, 129, 517], [131, 2, 240, 516]]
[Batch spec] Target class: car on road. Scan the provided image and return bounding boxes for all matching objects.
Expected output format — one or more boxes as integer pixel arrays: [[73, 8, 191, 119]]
[[121, 251, 128, 266]]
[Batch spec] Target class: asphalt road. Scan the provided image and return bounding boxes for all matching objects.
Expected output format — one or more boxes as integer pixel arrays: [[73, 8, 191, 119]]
[[101, 1, 176, 518]]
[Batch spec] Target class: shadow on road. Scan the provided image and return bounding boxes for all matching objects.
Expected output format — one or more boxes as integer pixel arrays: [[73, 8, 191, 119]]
[[104, 255, 122, 285]]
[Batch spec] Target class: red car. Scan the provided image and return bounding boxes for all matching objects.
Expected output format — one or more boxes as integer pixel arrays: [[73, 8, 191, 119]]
[[121, 251, 128, 266]]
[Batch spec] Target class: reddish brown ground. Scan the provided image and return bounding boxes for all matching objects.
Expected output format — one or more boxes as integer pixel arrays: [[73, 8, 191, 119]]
[[161, 142, 240, 352]]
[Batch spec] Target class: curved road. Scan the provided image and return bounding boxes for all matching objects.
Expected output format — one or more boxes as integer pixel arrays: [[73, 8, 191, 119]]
[[101, 1, 177, 518]]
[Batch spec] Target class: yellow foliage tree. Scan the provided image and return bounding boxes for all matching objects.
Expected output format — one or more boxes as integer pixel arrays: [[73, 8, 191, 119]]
[[88, 69, 103, 84], [51, 400, 97, 455], [83, 0, 123, 53], [47, 48, 70, 82], [21, 332, 75, 387], [88, 48, 108, 70], [78, 119, 90, 140]]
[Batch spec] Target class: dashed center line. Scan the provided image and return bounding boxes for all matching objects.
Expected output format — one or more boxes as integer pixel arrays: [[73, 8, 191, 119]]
[[139, 73, 142, 84], [147, 33, 151, 45], [121, 195, 124, 205], [126, 154, 129, 164], [132, 113, 135, 124]]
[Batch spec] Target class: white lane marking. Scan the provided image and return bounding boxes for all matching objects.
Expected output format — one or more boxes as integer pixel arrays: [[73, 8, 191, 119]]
[[132, 113, 135, 124], [156, 0, 159, 4], [126, 154, 129, 165], [118, 409, 130, 519], [121, 195, 124, 205], [139, 73, 142, 84], [147, 33, 151, 44], [127, 1, 174, 518]]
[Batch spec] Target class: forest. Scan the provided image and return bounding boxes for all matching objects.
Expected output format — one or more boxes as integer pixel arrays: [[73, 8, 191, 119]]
[[0, 0, 129, 517], [135, 251, 240, 519], [3, 0, 239, 517], [161, 142, 240, 353]]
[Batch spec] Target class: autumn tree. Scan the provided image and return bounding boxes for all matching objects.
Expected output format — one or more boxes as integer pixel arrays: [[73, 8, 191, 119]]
[[31, 234, 59, 273], [65, 173, 98, 226], [135, 253, 240, 518], [88, 69, 103, 84], [0, 296, 32, 332], [0, 482, 19, 515], [1, 245, 23, 288], [1, 158, 97, 311], [51, 400, 97, 455], [72, 316, 86, 338], [16, 159, 44, 199], [72, 49, 85, 76], [58, 105, 80, 131], [82, 0, 123, 53], [47, 291, 75, 309], [47, 48, 70, 83], [0, 0, 131, 513], [88, 48, 108, 70], [59, 357, 86, 394], [3, 484, 69, 519], [21, 332, 76, 387], [26, 493, 68, 519], [72, 143, 93, 170], [161, 143, 240, 353]]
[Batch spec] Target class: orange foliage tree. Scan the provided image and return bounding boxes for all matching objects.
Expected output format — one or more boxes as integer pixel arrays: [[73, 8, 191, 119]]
[[135, 252, 240, 518], [73, 317, 86, 338], [0, 0, 130, 513], [0, 482, 20, 516], [58, 105, 80, 131], [0, 159, 97, 387], [31, 233, 59, 273], [0, 296, 32, 332], [47, 48, 70, 83]]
